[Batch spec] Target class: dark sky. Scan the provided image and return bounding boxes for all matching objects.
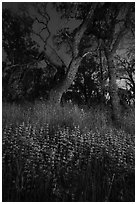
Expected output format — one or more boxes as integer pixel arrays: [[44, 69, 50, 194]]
[[2, 2, 81, 65]]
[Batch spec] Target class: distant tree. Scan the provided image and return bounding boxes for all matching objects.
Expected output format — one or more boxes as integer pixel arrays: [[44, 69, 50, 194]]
[[115, 45, 135, 105], [118, 88, 132, 108]]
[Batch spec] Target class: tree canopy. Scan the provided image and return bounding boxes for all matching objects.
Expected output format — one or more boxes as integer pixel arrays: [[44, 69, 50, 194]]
[[2, 3, 135, 113]]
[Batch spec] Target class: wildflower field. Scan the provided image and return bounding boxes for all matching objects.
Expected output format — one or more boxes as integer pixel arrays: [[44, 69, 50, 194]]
[[2, 102, 135, 202]]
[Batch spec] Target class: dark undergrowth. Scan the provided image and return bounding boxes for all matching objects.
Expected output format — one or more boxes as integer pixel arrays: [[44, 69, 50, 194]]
[[2, 101, 135, 202]]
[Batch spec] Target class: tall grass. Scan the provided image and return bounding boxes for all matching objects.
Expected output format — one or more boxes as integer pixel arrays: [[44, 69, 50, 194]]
[[2, 101, 135, 201]]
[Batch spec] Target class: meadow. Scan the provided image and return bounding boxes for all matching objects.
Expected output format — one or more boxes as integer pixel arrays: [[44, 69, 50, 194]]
[[2, 101, 135, 201]]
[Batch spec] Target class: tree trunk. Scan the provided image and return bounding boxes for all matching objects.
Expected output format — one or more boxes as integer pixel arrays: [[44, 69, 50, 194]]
[[106, 53, 121, 121], [49, 57, 82, 105], [48, 4, 97, 106], [99, 47, 106, 105]]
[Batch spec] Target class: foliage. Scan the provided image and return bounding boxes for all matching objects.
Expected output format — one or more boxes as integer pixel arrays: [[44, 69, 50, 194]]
[[53, 2, 92, 20], [2, 8, 38, 64], [64, 53, 108, 105], [2, 8, 41, 101], [2, 102, 135, 202], [2, 7, 68, 102], [87, 3, 122, 40]]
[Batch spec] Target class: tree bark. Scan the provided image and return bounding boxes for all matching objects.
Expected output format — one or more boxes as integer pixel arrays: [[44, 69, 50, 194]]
[[99, 47, 106, 105], [49, 57, 81, 105], [106, 52, 121, 121]]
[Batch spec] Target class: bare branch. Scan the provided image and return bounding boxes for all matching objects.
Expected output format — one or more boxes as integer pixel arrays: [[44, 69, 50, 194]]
[[39, 26, 48, 34], [82, 51, 93, 58], [126, 81, 134, 89], [33, 8, 66, 69], [33, 30, 46, 43], [35, 16, 48, 27], [119, 76, 130, 81], [32, 31, 66, 68], [36, 3, 50, 22], [32, 3, 51, 48]]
